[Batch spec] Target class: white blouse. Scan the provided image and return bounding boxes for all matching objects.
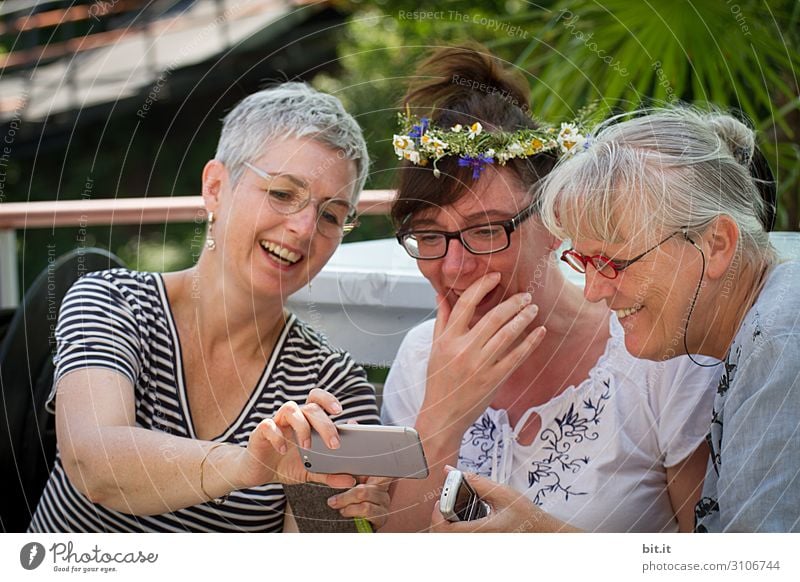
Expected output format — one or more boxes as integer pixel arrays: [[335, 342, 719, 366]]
[[382, 315, 720, 532]]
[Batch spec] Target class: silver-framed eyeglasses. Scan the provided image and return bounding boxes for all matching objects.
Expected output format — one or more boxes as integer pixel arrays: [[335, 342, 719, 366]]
[[396, 204, 537, 260], [243, 161, 359, 238]]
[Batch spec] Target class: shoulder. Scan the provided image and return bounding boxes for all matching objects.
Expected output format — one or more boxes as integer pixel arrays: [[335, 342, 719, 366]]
[[603, 315, 719, 404], [396, 319, 435, 359], [68, 268, 160, 303]]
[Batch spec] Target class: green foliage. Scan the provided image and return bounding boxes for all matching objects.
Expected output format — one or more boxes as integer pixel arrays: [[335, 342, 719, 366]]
[[333, 0, 800, 229]]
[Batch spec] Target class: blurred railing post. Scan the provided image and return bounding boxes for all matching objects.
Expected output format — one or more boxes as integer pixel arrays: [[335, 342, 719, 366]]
[[0, 228, 18, 308]]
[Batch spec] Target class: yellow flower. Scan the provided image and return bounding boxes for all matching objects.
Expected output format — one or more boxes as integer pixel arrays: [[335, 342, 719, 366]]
[[524, 138, 544, 155]]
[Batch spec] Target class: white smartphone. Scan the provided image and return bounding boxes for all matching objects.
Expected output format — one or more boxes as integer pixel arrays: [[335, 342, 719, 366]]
[[439, 469, 490, 522], [299, 424, 429, 479]]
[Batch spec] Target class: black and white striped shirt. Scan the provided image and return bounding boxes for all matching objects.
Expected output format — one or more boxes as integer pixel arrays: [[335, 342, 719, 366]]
[[29, 269, 379, 532]]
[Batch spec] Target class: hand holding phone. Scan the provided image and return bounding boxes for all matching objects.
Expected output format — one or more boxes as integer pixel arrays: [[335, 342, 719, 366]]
[[439, 469, 491, 522]]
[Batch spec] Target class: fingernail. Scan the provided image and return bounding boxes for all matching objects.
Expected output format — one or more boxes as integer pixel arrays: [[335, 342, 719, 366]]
[[279, 443, 288, 455], [331, 403, 343, 414], [522, 293, 532, 304], [444, 464, 456, 472], [527, 303, 539, 315], [327, 496, 338, 507], [329, 436, 340, 449]]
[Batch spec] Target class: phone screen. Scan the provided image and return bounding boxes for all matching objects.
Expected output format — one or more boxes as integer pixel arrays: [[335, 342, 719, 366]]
[[454, 479, 488, 521]]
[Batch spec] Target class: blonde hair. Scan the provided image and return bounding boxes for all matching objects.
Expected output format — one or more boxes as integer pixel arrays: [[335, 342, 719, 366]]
[[538, 106, 777, 267]]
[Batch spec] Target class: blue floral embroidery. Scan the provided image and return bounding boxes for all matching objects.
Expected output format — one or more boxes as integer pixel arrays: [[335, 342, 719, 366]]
[[527, 381, 611, 506], [459, 415, 498, 476]]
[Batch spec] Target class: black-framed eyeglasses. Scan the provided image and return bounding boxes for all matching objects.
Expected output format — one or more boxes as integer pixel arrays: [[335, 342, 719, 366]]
[[396, 204, 537, 260], [561, 231, 684, 279], [243, 161, 359, 239]]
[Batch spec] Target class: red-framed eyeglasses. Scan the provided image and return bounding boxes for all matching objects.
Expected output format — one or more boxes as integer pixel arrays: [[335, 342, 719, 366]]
[[561, 231, 684, 279]]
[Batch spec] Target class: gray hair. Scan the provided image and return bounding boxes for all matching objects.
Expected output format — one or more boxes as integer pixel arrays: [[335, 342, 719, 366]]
[[214, 82, 369, 201], [538, 106, 777, 267]]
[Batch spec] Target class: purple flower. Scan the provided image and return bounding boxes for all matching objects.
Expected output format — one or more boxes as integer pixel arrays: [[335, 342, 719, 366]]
[[458, 154, 494, 180], [408, 117, 430, 140]]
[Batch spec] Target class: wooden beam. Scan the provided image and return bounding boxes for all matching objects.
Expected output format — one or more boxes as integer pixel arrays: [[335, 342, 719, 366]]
[[0, 190, 395, 229]]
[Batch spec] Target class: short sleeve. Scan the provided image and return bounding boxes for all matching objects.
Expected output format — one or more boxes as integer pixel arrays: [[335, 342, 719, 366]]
[[317, 350, 380, 425], [51, 274, 142, 404], [718, 335, 800, 532], [381, 320, 434, 427], [648, 355, 720, 467]]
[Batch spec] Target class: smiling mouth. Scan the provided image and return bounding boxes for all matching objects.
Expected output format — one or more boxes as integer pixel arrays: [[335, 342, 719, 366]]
[[616, 304, 643, 320], [260, 240, 302, 266]]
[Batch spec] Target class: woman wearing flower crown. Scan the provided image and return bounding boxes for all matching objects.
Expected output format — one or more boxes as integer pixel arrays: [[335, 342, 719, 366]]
[[380, 46, 720, 532], [28, 83, 391, 532]]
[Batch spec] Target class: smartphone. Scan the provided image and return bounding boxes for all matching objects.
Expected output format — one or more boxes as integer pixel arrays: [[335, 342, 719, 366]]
[[299, 424, 429, 479], [439, 469, 490, 522]]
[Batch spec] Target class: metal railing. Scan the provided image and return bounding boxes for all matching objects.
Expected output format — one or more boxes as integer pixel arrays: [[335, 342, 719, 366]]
[[0, 190, 395, 308]]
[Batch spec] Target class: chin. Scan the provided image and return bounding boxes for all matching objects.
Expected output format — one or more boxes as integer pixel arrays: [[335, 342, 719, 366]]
[[622, 334, 663, 362]]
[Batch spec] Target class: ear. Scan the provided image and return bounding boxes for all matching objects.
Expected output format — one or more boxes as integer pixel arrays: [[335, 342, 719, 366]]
[[702, 216, 740, 280], [201, 160, 227, 214]]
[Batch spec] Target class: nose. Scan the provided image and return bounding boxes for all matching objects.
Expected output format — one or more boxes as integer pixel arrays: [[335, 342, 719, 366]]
[[440, 237, 477, 280], [582, 267, 617, 304], [284, 203, 318, 238]]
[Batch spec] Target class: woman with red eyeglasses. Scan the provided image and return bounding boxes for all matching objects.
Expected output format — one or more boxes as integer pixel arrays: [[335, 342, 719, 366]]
[[539, 107, 799, 532], [380, 46, 721, 533]]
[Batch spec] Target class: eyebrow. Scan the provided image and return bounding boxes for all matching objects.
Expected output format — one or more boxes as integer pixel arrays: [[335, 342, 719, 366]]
[[264, 172, 309, 190]]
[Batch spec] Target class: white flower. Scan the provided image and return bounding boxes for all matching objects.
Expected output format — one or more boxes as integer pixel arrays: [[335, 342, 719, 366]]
[[451, 124, 463, 132], [421, 134, 449, 158], [507, 142, 524, 156], [403, 150, 421, 164], [467, 122, 483, 140], [393, 134, 414, 151], [485, 148, 495, 158], [557, 123, 584, 154]]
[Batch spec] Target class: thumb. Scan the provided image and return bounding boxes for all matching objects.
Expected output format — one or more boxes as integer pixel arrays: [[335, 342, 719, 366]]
[[462, 471, 515, 506]]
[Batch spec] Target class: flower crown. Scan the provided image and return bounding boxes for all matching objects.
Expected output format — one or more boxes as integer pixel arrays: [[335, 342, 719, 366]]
[[393, 106, 595, 179]]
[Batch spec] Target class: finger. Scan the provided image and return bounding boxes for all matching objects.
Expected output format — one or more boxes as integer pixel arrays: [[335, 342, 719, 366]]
[[429, 503, 458, 533], [258, 418, 288, 455], [337, 501, 386, 520], [297, 401, 341, 449], [328, 483, 391, 509], [274, 401, 313, 449], [306, 388, 343, 416], [305, 471, 356, 489], [461, 470, 513, 505], [432, 293, 451, 340], [446, 272, 501, 334], [470, 292, 535, 348], [480, 302, 541, 359]]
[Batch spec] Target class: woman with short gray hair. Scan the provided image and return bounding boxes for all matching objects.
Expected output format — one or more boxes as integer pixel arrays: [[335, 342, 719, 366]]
[[29, 83, 390, 532], [538, 106, 800, 532]]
